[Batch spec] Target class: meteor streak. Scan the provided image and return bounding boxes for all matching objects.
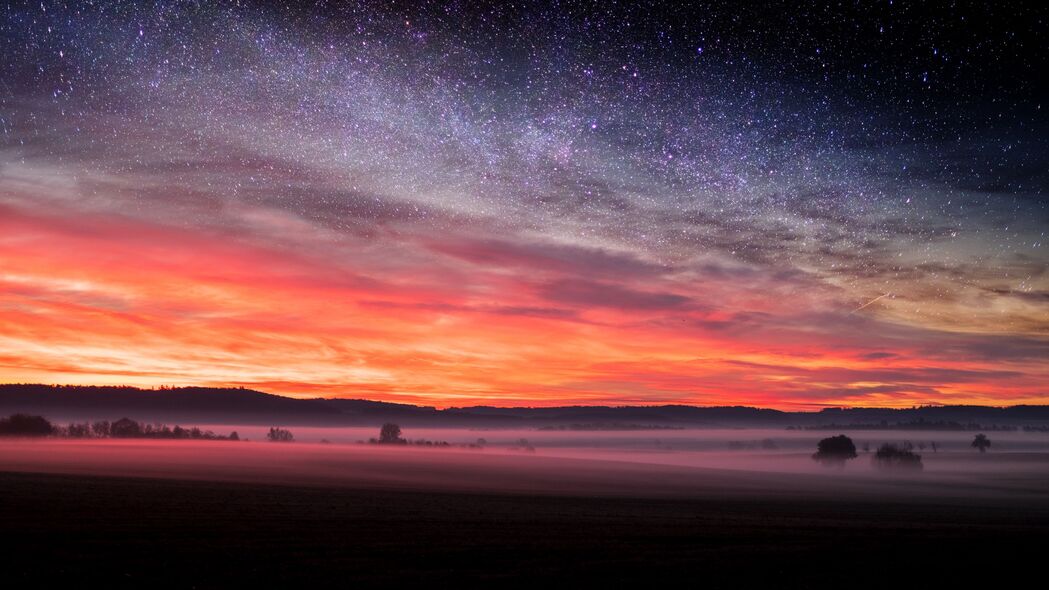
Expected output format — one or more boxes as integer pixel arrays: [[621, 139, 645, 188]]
[[852, 293, 892, 314]]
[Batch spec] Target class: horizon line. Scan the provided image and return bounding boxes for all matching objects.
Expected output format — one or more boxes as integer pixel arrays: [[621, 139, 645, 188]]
[[2, 383, 1045, 414]]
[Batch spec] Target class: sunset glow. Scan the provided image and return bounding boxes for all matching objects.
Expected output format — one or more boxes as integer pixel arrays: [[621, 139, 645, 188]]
[[1, 3, 1046, 409]]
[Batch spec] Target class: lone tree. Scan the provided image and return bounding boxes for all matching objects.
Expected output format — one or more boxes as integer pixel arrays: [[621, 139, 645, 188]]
[[0, 414, 54, 437], [971, 433, 991, 453], [812, 434, 858, 467], [872, 444, 923, 472], [378, 423, 406, 444], [266, 427, 294, 442]]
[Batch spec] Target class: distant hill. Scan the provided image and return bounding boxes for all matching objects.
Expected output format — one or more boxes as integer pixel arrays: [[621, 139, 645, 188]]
[[1, 384, 1047, 429], [0, 384, 338, 425]]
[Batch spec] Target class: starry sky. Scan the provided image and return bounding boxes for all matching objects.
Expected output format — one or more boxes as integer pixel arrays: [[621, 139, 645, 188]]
[[1, 1, 1046, 408]]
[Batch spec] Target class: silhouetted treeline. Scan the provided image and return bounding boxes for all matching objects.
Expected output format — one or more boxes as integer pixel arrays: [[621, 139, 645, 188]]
[[0, 414, 239, 440], [366, 423, 455, 447], [266, 427, 294, 442], [727, 438, 779, 451], [367, 438, 453, 447], [6, 384, 1049, 429], [93, 418, 240, 440], [0, 414, 54, 436], [538, 423, 685, 431], [799, 420, 1020, 431]]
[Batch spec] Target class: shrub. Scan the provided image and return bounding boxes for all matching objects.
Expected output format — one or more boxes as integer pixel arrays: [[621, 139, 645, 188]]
[[872, 444, 923, 472], [812, 434, 857, 467], [267, 427, 294, 442], [971, 434, 991, 453]]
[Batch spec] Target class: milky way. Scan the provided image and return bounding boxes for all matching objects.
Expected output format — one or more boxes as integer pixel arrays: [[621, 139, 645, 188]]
[[1, 1, 1046, 407]]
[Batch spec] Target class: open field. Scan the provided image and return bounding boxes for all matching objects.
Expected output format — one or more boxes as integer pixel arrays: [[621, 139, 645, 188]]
[[2, 436, 1049, 500], [1, 469, 1046, 588], [1, 435, 1048, 587]]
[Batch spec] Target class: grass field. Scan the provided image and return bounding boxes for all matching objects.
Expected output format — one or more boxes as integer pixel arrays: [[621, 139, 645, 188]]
[[1, 466, 1047, 587]]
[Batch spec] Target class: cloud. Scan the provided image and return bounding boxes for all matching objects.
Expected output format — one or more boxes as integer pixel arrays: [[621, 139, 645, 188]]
[[360, 300, 581, 321], [429, 237, 671, 280], [860, 352, 899, 360], [539, 279, 696, 311]]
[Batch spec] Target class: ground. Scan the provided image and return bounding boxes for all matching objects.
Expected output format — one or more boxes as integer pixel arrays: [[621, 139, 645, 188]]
[[1, 470, 1045, 588]]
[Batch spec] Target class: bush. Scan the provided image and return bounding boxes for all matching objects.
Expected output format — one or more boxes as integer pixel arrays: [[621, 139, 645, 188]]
[[971, 434, 991, 453], [872, 444, 923, 472], [812, 434, 857, 467], [267, 427, 294, 442]]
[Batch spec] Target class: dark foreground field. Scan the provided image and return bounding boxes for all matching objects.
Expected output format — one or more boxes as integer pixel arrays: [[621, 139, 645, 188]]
[[1, 471, 1046, 588]]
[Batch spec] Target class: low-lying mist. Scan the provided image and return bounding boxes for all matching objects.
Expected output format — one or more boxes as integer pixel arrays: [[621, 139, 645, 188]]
[[198, 424, 1049, 451], [3, 426, 1048, 505]]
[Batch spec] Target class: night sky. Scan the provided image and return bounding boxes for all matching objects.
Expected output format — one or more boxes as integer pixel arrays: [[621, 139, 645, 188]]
[[1, 1, 1046, 408]]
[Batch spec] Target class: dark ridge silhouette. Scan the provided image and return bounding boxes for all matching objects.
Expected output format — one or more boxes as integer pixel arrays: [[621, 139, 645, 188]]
[[802, 420, 1023, 431], [0, 384, 339, 425], [814, 405, 1049, 424], [444, 404, 789, 425], [537, 423, 686, 431], [2, 384, 1048, 429]]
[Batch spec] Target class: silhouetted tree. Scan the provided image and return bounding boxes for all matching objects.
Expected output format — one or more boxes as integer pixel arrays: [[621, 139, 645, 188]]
[[109, 417, 142, 438], [378, 423, 406, 444], [812, 434, 857, 467], [972, 433, 991, 453], [0, 414, 53, 437], [91, 420, 110, 437], [872, 444, 923, 472], [66, 422, 91, 438], [229, 431, 239, 441], [267, 427, 294, 442]]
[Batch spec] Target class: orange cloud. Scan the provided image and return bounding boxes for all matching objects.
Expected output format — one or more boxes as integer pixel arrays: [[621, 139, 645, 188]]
[[1, 201, 1046, 409]]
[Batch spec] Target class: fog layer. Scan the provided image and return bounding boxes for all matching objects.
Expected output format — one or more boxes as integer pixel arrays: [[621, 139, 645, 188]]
[[2, 428, 1047, 506]]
